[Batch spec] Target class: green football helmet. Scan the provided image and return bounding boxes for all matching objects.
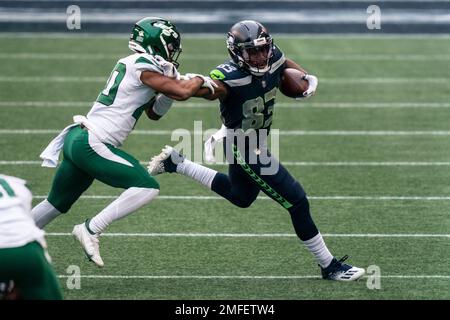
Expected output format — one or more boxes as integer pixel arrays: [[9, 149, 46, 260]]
[[129, 17, 182, 67]]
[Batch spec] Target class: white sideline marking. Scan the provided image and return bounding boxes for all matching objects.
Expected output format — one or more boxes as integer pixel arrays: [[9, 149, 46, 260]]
[[3, 101, 450, 109], [33, 195, 450, 201], [47, 232, 450, 238], [1, 52, 450, 61], [5, 160, 450, 167], [0, 76, 448, 84], [55, 274, 450, 280], [4, 129, 450, 136]]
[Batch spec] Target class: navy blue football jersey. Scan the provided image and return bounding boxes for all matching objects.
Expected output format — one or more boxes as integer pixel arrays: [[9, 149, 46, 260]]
[[210, 45, 286, 131]]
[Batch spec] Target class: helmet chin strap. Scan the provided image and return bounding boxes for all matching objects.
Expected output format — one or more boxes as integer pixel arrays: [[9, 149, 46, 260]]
[[248, 64, 270, 76]]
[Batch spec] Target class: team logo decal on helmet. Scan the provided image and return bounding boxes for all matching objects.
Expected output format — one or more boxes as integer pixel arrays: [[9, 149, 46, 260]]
[[129, 17, 182, 67]]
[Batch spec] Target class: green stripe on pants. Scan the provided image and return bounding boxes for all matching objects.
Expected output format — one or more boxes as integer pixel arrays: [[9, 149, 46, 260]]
[[232, 144, 293, 209]]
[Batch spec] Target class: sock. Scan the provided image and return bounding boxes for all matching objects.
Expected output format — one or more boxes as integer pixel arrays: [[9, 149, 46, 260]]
[[88, 187, 159, 234], [303, 233, 334, 268], [32, 199, 62, 228], [176, 159, 217, 189]]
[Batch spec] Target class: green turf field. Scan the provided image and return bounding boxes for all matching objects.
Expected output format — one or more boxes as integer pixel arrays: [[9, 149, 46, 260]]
[[0, 35, 449, 299]]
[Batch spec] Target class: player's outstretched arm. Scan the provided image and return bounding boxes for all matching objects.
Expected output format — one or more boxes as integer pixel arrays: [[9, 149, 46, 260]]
[[140, 71, 205, 101], [193, 80, 228, 101]]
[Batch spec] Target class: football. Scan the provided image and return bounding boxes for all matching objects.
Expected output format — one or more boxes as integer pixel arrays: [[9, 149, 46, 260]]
[[279, 68, 309, 98]]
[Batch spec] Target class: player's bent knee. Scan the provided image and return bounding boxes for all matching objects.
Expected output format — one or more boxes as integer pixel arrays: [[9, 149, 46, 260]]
[[139, 187, 160, 204], [135, 175, 160, 190], [288, 195, 310, 214], [47, 195, 73, 214], [288, 195, 318, 241], [124, 187, 159, 208], [231, 196, 255, 208], [288, 195, 311, 220]]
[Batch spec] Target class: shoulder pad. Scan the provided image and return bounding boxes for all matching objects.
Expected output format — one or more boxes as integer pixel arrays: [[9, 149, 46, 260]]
[[210, 62, 246, 81], [134, 54, 163, 73], [210, 62, 252, 87]]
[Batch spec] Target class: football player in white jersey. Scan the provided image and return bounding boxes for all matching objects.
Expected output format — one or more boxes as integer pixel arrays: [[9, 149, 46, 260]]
[[31, 17, 217, 267], [0, 174, 62, 299]]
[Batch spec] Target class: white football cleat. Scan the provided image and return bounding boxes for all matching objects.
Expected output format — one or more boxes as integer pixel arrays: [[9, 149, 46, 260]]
[[72, 221, 104, 268], [321, 255, 365, 281], [147, 145, 183, 176]]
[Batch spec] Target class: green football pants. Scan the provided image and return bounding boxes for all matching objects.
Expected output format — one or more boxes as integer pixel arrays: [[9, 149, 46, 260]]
[[0, 241, 63, 300], [47, 126, 159, 213]]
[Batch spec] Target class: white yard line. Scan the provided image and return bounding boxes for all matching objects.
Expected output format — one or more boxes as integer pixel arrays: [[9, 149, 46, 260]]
[[55, 274, 450, 280], [1, 52, 450, 61], [46, 232, 450, 238], [31, 195, 450, 201], [3, 129, 450, 136], [0, 101, 92, 107], [4, 160, 450, 167], [0, 76, 448, 84], [2, 101, 450, 108]]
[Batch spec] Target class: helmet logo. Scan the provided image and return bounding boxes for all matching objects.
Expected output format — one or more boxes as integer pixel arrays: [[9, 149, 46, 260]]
[[253, 37, 267, 46], [153, 22, 179, 38]]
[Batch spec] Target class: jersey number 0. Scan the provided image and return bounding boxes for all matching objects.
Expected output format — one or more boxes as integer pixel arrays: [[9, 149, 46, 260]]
[[97, 63, 127, 106]]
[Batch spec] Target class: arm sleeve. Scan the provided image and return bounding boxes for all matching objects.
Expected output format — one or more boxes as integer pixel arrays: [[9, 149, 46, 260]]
[[152, 94, 174, 117]]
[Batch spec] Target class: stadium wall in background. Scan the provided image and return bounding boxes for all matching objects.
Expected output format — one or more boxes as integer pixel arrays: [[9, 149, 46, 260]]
[[0, 0, 449, 34]]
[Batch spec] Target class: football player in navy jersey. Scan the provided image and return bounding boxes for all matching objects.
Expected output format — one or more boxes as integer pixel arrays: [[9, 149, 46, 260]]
[[149, 20, 365, 281]]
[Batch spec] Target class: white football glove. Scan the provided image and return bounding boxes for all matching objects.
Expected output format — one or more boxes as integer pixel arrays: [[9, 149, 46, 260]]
[[183, 73, 218, 94], [153, 55, 180, 79], [299, 74, 318, 99]]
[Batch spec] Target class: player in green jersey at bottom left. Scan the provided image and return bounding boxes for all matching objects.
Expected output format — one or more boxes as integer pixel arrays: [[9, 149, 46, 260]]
[[0, 174, 63, 300]]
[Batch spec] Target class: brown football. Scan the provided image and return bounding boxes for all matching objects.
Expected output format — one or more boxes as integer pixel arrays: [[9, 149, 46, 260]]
[[279, 68, 309, 98]]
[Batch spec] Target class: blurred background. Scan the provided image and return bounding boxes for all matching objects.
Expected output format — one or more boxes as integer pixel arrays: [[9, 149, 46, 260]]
[[0, 0, 449, 33]]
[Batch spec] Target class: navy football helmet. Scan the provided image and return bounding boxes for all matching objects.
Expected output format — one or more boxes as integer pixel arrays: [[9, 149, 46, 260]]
[[226, 20, 274, 76]]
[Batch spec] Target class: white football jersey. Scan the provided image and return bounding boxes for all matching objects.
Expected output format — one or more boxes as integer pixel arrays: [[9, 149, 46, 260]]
[[0, 174, 45, 249], [86, 53, 166, 147]]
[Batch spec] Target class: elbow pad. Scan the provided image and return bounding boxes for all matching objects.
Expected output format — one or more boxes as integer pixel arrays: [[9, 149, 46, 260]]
[[152, 94, 174, 117]]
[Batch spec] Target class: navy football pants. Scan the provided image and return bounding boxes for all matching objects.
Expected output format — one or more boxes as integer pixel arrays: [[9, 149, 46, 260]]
[[211, 137, 319, 241]]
